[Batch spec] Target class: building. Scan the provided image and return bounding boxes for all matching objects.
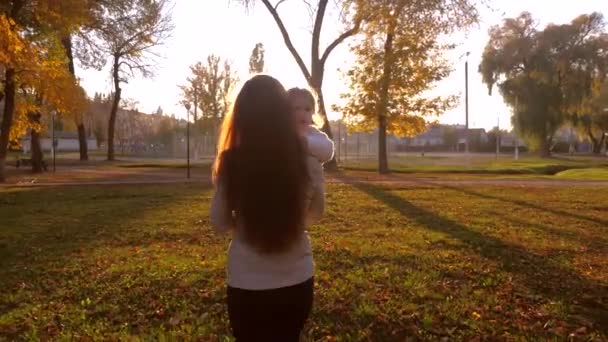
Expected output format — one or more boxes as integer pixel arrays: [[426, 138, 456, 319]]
[[20, 131, 98, 153]]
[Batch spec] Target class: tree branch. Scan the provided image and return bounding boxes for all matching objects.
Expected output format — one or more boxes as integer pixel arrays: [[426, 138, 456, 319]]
[[260, 0, 311, 80], [320, 19, 361, 66], [312, 0, 328, 61], [274, 0, 288, 10]]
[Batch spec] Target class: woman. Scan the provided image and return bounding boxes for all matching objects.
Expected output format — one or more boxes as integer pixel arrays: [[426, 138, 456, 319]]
[[210, 75, 329, 341]]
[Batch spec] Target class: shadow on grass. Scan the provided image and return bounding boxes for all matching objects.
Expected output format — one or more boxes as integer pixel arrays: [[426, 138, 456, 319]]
[[420, 181, 608, 228], [349, 180, 608, 332], [486, 210, 608, 248], [0, 185, 209, 289], [0, 184, 227, 338]]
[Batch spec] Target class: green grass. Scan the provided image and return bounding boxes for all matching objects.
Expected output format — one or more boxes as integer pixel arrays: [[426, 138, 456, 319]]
[[1, 184, 607, 340], [555, 168, 608, 180], [341, 154, 608, 176]]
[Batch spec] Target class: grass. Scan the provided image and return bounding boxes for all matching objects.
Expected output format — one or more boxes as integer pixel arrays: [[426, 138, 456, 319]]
[[1, 183, 607, 340], [555, 168, 608, 180], [341, 154, 608, 177]]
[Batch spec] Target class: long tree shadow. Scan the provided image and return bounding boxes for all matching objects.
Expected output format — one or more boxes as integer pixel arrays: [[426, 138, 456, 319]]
[[350, 181, 608, 332], [418, 181, 608, 227], [312, 248, 575, 339], [485, 209, 608, 249], [0, 185, 206, 260], [0, 184, 229, 339]]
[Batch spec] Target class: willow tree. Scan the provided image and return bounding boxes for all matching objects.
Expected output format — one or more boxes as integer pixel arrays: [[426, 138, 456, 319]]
[[77, 0, 173, 161], [577, 80, 608, 153], [233, 0, 362, 169], [335, 0, 478, 173], [480, 12, 608, 156]]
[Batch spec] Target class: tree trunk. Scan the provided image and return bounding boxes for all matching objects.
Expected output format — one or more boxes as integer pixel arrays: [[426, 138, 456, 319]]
[[539, 138, 551, 158], [599, 134, 606, 154], [377, 30, 395, 174], [78, 124, 88, 160], [62, 35, 89, 161], [310, 76, 338, 171], [108, 56, 121, 161], [30, 124, 45, 173], [586, 127, 600, 154], [0, 68, 16, 182], [378, 114, 389, 173]]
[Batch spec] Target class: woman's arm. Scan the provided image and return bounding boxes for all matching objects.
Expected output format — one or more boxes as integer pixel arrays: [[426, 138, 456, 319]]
[[210, 181, 235, 233]]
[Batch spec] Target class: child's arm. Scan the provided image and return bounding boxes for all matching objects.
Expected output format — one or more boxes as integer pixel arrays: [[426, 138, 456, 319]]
[[306, 156, 325, 224], [306, 127, 335, 164]]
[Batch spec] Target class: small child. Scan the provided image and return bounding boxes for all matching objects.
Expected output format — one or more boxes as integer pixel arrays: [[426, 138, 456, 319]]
[[286, 88, 334, 164]]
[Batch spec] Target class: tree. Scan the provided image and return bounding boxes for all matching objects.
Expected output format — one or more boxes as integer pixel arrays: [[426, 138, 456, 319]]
[[77, 0, 173, 161], [249, 42, 265, 74], [577, 80, 608, 153], [335, 0, 478, 173], [61, 35, 91, 161], [181, 55, 238, 124], [155, 105, 164, 116], [480, 12, 608, 157], [234, 0, 363, 169], [180, 55, 238, 155], [1, 1, 88, 180]]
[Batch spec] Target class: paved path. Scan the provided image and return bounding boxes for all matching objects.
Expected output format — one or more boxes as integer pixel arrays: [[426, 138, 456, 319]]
[[330, 177, 608, 187], [2, 176, 607, 188]]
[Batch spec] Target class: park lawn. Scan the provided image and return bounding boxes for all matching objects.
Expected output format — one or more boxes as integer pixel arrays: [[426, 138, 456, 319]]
[[0, 183, 607, 341], [341, 154, 608, 176], [555, 168, 608, 181]]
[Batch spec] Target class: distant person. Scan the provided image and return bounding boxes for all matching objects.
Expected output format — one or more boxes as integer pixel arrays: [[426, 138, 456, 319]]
[[287, 87, 334, 165], [210, 75, 327, 341]]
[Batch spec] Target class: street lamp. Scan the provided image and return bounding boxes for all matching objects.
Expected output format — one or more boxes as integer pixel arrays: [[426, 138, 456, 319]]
[[464, 51, 470, 154], [513, 96, 520, 160], [496, 114, 500, 159], [50, 110, 56, 172], [184, 102, 191, 179]]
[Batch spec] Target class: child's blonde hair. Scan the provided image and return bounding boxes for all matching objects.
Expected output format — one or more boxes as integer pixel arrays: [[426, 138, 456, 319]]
[[286, 87, 324, 128]]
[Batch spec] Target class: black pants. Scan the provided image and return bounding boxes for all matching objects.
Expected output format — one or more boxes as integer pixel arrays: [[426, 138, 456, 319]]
[[227, 278, 314, 342]]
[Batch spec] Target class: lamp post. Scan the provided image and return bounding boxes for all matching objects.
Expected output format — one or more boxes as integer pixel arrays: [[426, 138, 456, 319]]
[[465, 51, 470, 155], [337, 120, 341, 162], [604, 108, 608, 156], [184, 102, 191, 179], [496, 114, 500, 159], [51, 110, 56, 172], [514, 96, 520, 160]]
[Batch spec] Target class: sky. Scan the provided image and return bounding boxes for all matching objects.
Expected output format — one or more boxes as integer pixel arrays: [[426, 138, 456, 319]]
[[76, 0, 608, 131]]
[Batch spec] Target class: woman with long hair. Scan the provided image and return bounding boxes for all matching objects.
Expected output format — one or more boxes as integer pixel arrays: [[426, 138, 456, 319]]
[[210, 75, 328, 341]]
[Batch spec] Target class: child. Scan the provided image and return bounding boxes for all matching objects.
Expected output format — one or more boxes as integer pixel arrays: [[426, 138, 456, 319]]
[[286, 88, 335, 164]]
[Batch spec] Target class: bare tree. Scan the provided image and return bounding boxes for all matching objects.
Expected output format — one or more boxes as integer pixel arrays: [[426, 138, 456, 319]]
[[234, 0, 362, 169], [77, 0, 173, 160]]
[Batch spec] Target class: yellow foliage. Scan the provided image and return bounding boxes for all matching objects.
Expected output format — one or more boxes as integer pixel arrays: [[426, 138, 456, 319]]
[[335, 0, 474, 138], [1, 13, 87, 141]]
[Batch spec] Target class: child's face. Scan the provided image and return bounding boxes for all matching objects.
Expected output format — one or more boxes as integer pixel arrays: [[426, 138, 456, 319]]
[[291, 95, 314, 134]]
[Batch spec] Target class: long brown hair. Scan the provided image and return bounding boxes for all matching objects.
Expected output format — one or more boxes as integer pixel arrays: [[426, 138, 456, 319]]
[[213, 75, 310, 254]]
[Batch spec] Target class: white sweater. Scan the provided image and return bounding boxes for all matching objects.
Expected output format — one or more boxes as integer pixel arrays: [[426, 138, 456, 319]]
[[306, 126, 335, 164], [210, 133, 333, 290]]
